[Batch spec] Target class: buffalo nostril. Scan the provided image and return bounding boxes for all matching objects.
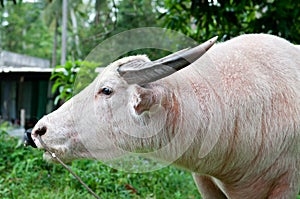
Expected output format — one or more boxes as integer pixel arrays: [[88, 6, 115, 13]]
[[24, 128, 37, 148], [36, 126, 47, 136]]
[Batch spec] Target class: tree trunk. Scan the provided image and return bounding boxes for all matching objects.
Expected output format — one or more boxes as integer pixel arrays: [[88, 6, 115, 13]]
[[22, 29, 26, 51], [95, 0, 101, 26], [52, 18, 58, 67], [70, 7, 81, 58], [61, 0, 68, 65]]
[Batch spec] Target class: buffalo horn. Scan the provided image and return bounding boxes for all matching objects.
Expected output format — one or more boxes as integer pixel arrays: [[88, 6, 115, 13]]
[[118, 36, 218, 85]]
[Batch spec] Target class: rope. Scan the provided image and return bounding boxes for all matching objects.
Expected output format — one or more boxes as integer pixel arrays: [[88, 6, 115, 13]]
[[37, 135, 101, 199]]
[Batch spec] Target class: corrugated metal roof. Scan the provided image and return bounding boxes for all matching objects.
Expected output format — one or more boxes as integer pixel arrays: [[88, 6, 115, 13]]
[[0, 50, 50, 68], [0, 66, 105, 73], [0, 50, 51, 73], [0, 51, 105, 73], [0, 66, 53, 73]]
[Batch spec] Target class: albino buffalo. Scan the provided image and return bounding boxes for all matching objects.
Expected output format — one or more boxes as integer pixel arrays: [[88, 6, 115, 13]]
[[31, 34, 300, 198]]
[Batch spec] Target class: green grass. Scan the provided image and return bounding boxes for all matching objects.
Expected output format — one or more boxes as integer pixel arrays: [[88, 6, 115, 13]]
[[1, 128, 300, 199], [0, 129, 200, 199]]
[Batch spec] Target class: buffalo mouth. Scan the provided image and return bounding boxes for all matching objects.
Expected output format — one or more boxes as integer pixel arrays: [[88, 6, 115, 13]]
[[43, 151, 59, 163], [42, 144, 92, 163], [41, 147, 67, 162]]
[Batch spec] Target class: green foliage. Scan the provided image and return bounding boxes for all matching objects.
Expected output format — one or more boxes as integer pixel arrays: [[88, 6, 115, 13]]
[[1, 0, 299, 63], [50, 60, 100, 105], [80, 0, 163, 59], [50, 61, 79, 105], [161, 0, 300, 43], [0, 1, 53, 59], [0, 124, 200, 199]]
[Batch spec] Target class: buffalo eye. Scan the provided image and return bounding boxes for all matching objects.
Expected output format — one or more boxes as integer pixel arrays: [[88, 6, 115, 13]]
[[101, 87, 113, 95]]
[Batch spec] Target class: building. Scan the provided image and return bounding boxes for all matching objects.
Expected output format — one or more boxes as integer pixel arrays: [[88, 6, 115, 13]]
[[0, 51, 54, 129]]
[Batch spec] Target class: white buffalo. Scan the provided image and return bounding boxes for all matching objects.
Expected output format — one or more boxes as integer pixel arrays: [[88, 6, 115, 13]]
[[32, 34, 300, 198]]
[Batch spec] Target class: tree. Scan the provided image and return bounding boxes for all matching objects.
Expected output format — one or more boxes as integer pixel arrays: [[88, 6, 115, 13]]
[[161, 0, 300, 43], [0, 0, 16, 7], [61, 0, 67, 65], [43, 0, 88, 64], [43, 0, 61, 66], [0, 1, 52, 58], [3, 0, 297, 69]]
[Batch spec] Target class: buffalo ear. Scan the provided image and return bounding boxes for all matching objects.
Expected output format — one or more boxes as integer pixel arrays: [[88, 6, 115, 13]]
[[130, 85, 160, 116]]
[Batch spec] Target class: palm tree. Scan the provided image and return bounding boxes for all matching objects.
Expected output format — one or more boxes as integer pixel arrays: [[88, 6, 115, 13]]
[[0, 0, 16, 7], [61, 0, 67, 65], [43, 0, 62, 67], [43, 0, 82, 66]]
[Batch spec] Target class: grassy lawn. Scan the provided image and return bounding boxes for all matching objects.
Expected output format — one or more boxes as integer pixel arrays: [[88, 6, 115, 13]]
[[1, 130, 300, 199], [0, 130, 200, 199]]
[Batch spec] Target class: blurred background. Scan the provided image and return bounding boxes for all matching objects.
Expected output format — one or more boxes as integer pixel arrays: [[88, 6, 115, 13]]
[[0, 0, 299, 198]]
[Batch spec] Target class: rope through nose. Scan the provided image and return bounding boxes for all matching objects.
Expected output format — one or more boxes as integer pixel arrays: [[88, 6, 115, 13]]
[[37, 135, 101, 199]]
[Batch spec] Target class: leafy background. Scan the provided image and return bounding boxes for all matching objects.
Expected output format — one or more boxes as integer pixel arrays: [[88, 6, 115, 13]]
[[1, 0, 299, 64]]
